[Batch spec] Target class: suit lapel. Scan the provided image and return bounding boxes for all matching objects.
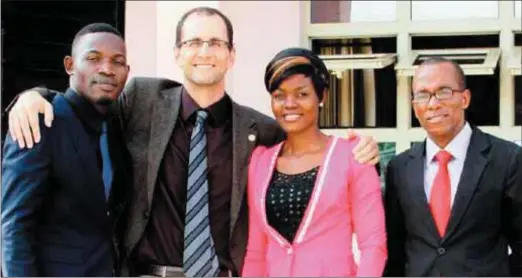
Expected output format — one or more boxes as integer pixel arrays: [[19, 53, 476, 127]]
[[230, 103, 256, 237], [146, 87, 181, 207], [442, 128, 490, 243], [406, 142, 439, 242]]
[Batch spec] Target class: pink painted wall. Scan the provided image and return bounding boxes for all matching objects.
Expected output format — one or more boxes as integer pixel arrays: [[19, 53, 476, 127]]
[[125, 0, 302, 117], [125, 1, 157, 78], [218, 1, 302, 116]]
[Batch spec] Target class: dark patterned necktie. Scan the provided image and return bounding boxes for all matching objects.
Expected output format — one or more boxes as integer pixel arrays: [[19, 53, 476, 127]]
[[183, 110, 220, 277]]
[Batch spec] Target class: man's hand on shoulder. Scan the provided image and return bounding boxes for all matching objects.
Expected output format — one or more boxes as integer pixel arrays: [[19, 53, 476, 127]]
[[347, 129, 380, 166], [8, 89, 54, 149]]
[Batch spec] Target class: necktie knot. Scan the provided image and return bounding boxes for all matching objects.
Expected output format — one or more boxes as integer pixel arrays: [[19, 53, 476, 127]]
[[100, 121, 108, 134], [435, 150, 452, 165], [195, 110, 208, 125]]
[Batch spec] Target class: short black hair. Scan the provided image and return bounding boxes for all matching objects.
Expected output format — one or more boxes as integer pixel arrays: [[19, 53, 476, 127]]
[[418, 56, 467, 89], [175, 6, 234, 50], [71, 22, 123, 54]]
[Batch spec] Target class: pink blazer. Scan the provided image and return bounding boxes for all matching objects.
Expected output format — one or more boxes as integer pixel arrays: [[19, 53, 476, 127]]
[[242, 136, 387, 277]]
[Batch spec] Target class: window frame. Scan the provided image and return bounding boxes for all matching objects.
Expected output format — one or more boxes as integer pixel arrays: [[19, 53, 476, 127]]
[[301, 0, 522, 157], [319, 53, 397, 78], [508, 46, 521, 76], [395, 48, 501, 76]]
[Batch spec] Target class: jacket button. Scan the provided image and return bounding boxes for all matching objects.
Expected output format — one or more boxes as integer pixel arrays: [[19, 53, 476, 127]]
[[437, 247, 446, 255], [143, 211, 150, 218], [287, 248, 293, 255]]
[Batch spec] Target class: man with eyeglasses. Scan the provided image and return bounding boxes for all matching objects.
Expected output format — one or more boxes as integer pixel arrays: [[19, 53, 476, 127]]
[[383, 57, 521, 277], [4, 6, 382, 277]]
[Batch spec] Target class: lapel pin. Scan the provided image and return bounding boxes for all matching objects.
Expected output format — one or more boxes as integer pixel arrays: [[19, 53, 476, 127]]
[[248, 134, 256, 142]]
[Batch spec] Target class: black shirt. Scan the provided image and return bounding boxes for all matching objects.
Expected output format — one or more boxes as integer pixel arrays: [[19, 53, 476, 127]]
[[134, 88, 234, 271]]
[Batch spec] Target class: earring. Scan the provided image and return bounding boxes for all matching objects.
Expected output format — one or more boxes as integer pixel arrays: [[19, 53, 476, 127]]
[[319, 103, 324, 107]]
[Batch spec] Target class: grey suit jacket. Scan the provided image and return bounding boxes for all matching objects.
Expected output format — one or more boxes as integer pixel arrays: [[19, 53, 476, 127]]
[[383, 126, 522, 276], [116, 77, 285, 275]]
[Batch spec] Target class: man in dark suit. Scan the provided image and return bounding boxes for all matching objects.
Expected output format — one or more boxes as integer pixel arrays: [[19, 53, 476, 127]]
[[1, 23, 131, 276], [383, 57, 522, 276], [5, 7, 381, 277]]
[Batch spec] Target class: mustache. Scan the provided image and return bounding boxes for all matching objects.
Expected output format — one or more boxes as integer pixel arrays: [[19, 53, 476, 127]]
[[90, 75, 117, 86]]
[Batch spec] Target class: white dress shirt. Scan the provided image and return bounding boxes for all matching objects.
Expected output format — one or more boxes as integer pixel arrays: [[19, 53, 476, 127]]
[[424, 122, 473, 207]]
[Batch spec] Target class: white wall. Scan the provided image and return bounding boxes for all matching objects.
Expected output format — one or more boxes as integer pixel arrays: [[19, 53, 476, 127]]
[[411, 1, 499, 20], [320, 0, 502, 22], [350, 1, 397, 22], [515, 0, 522, 18]]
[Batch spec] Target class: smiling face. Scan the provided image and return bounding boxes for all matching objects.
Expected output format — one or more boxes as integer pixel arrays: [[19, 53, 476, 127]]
[[64, 32, 129, 106], [271, 73, 323, 135], [412, 62, 471, 144], [174, 12, 235, 88]]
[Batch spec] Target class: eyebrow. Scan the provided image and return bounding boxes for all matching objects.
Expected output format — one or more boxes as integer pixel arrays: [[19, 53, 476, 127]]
[[277, 85, 310, 93], [83, 49, 126, 59], [416, 85, 454, 92], [186, 37, 226, 41]]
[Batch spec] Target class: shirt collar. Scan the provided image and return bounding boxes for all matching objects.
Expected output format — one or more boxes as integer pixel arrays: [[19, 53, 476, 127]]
[[426, 121, 472, 163], [180, 87, 231, 127], [64, 88, 106, 133]]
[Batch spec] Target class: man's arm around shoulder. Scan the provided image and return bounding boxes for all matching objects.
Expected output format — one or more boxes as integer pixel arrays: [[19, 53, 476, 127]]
[[1, 116, 53, 276], [116, 76, 182, 131]]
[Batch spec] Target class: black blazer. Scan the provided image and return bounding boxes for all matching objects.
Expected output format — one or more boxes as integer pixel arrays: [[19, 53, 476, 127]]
[[383, 126, 522, 276], [1, 94, 131, 276]]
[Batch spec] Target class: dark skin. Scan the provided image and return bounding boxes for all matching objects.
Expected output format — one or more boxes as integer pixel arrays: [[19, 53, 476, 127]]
[[412, 62, 471, 148], [270, 73, 330, 174], [64, 32, 130, 113]]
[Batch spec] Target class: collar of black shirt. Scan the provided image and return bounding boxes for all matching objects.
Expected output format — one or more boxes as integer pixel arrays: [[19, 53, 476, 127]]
[[180, 86, 232, 127], [64, 88, 107, 134]]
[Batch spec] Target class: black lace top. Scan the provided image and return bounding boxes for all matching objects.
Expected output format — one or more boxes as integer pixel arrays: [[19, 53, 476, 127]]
[[265, 166, 319, 243]]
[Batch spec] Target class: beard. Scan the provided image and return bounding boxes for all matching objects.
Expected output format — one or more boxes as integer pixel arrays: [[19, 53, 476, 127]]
[[94, 96, 115, 106]]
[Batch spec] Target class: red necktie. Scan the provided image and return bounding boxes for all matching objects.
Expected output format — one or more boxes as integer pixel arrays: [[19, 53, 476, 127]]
[[430, 150, 452, 237]]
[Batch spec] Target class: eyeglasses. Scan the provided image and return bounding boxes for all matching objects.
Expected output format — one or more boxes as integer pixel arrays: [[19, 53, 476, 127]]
[[178, 39, 230, 50], [412, 87, 464, 104]]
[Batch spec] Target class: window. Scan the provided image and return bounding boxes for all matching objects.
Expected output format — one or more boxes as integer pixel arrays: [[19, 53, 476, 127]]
[[312, 37, 397, 128], [396, 48, 501, 76], [509, 33, 522, 126], [378, 142, 396, 188], [514, 74, 522, 126], [311, 0, 396, 24], [411, 1, 498, 21], [320, 53, 396, 77], [302, 0, 520, 156]]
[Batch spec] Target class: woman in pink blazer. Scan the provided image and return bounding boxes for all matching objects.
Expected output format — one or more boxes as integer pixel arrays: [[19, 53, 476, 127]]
[[242, 48, 387, 277]]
